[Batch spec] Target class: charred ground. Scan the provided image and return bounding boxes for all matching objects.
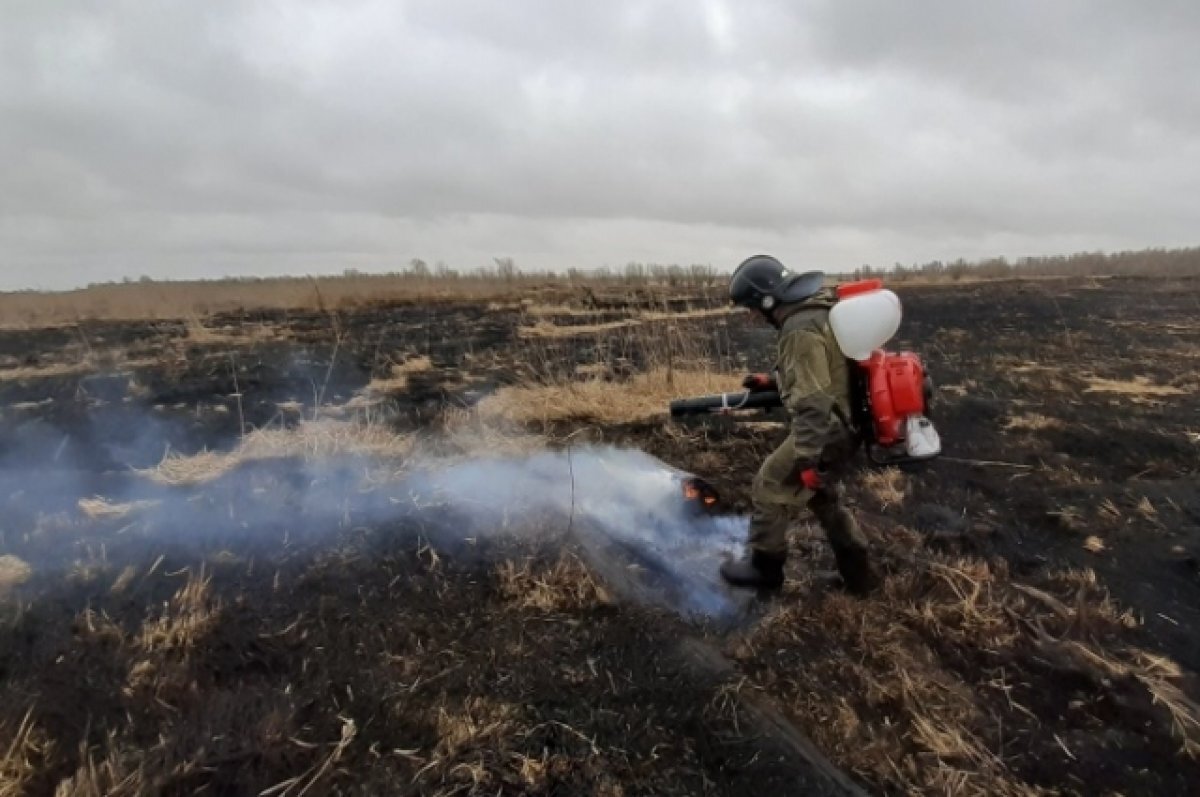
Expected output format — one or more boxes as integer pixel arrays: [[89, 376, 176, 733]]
[[1, 277, 1198, 795]]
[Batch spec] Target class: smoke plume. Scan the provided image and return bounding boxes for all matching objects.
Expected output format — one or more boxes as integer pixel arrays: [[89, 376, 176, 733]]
[[1, 410, 750, 622], [401, 446, 749, 619]]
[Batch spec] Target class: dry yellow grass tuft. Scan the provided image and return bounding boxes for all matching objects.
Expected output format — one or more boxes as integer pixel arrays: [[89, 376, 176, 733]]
[[496, 555, 612, 612], [431, 699, 520, 771], [1140, 676, 1200, 757], [140, 418, 413, 486], [1010, 362, 1059, 374], [138, 569, 219, 653], [521, 303, 608, 317], [110, 566, 138, 595], [436, 414, 549, 460], [183, 317, 283, 346], [519, 318, 639, 338], [475, 367, 738, 426], [518, 306, 734, 338], [1003, 413, 1063, 432], [362, 355, 434, 395], [0, 555, 32, 595], [1048, 505, 1085, 533], [1137, 496, 1158, 519], [861, 468, 908, 508], [639, 306, 735, 321], [0, 355, 156, 384], [77, 497, 162, 520], [1083, 376, 1185, 397], [0, 361, 94, 382], [0, 709, 49, 797], [0, 556, 32, 595]]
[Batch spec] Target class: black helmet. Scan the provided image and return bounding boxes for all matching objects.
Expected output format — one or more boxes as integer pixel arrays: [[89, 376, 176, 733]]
[[729, 255, 825, 313]]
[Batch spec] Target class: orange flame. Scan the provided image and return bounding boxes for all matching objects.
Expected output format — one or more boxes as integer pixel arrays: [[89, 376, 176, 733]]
[[682, 478, 720, 508]]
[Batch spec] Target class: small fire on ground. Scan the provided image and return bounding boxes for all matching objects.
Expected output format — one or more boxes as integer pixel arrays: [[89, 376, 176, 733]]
[[681, 476, 720, 510]]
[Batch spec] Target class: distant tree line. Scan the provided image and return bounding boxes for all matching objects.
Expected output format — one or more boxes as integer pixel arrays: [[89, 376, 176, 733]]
[[851, 246, 1200, 282], [101, 260, 724, 291], [91, 245, 1197, 293]]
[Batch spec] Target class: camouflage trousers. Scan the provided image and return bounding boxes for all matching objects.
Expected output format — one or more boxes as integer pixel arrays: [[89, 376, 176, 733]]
[[747, 433, 868, 559]]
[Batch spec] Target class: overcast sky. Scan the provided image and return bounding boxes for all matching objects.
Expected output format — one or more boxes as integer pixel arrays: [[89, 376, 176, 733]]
[[2, 1, 1198, 290]]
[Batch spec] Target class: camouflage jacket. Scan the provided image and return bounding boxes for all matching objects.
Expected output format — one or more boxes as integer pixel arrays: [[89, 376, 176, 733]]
[[773, 292, 855, 465]]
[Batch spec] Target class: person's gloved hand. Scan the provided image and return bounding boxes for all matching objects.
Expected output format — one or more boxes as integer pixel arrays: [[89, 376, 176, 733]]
[[742, 373, 776, 392], [798, 467, 823, 491]]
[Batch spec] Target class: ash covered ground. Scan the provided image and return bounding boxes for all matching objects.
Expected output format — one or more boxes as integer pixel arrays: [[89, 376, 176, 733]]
[[1, 276, 1198, 795]]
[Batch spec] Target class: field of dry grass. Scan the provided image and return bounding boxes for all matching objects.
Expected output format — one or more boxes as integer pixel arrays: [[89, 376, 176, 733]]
[[1, 273, 1198, 795], [476, 367, 737, 426], [0, 271, 725, 328], [2, 244, 1195, 328]]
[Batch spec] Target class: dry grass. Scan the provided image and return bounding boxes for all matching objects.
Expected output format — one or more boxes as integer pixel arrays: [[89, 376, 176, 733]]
[[519, 318, 641, 338], [0, 361, 94, 382], [1083, 376, 1186, 398], [140, 419, 414, 486], [0, 245, 1193, 327], [521, 303, 609, 317], [1136, 496, 1158, 519], [476, 367, 738, 426], [639, 306, 735, 322], [183, 317, 283, 346], [860, 468, 908, 508], [1047, 505, 1086, 532], [8, 399, 55, 412], [0, 556, 32, 595], [1003, 413, 1063, 432], [0, 272, 724, 327], [77, 498, 162, 521], [496, 555, 612, 612], [361, 356, 434, 395], [435, 414, 550, 461], [417, 699, 523, 790], [730, 531, 1198, 795], [0, 710, 50, 797], [518, 306, 734, 339], [0, 355, 157, 384], [38, 566, 343, 797], [1009, 362, 1059, 374], [736, 560, 1031, 795], [275, 400, 305, 415], [110, 566, 138, 595], [1144, 678, 1200, 757], [51, 740, 151, 797], [137, 569, 219, 653]]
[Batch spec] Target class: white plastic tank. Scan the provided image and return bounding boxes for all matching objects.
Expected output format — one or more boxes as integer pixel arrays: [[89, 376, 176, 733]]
[[829, 280, 902, 361]]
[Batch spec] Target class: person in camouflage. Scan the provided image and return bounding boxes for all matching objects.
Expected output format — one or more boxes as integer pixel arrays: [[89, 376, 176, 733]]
[[719, 255, 877, 596]]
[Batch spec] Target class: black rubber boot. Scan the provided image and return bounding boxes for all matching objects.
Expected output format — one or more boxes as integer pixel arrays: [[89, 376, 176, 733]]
[[720, 551, 785, 591], [831, 545, 878, 597]]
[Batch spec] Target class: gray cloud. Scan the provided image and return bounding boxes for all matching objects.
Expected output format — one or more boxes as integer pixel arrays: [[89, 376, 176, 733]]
[[1, 1, 1197, 289]]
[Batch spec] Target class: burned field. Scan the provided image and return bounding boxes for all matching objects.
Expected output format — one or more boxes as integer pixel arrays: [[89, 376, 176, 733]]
[[0, 277, 1198, 795]]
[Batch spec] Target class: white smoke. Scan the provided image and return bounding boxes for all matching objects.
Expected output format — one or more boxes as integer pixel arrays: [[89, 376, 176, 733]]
[[2, 431, 751, 622], [400, 446, 749, 620]]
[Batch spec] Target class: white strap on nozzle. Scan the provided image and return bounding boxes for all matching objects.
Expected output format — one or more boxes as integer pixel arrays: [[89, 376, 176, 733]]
[[718, 391, 753, 414]]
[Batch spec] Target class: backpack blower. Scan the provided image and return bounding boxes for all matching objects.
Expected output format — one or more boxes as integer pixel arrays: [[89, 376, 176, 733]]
[[669, 279, 942, 466]]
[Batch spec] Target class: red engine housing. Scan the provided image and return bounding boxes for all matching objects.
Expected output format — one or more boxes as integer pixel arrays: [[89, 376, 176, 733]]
[[860, 350, 927, 446]]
